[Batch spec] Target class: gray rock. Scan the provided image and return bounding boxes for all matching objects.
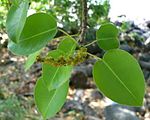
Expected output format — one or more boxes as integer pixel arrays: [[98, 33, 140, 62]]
[[145, 93, 150, 110], [91, 89, 103, 100], [143, 69, 150, 80], [85, 116, 101, 120], [74, 89, 84, 101], [104, 104, 139, 120], [139, 60, 150, 70], [132, 29, 144, 36], [120, 44, 133, 53], [63, 100, 98, 117], [143, 31, 150, 39], [70, 70, 88, 88], [70, 64, 96, 88], [74, 65, 93, 77], [147, 78, 150, 86], [63, 100, 83, 112], [120, 33, 132, 42], [139, 53, 150, 62], [87, 43, 102, 54], [82, 102, 99, 117]]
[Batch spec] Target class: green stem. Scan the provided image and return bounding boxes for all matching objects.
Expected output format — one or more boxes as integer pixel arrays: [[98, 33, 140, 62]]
[[84, 40, 97, 47], [58, 28, 80, 47], [87, 52, 101, 60], [52, 33, 79, 41], [58, 29, 73, 38]]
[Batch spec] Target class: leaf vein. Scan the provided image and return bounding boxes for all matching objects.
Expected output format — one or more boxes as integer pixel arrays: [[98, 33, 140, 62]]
[[20, 27, 57, 42], [102, 60, 138, 102]]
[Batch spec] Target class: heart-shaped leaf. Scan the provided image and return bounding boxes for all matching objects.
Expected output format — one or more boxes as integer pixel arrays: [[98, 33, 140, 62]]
[[96, 23, 120, 50], [6, 0, 29, 43], [42, 37, 77, 90], [34, 78, 69, 119], [93, 49, 145, 106], [8, 13, 57, 55]]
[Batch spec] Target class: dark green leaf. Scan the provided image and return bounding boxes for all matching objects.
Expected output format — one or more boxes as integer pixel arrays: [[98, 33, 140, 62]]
[[34, 78, 69, 119], [8, 13, 57, 55], [93, 49, 145, 106], [96, 23, 119, 50], [6, 0, 29, 43]]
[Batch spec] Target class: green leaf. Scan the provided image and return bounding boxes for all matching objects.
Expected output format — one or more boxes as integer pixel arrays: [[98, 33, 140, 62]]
[[34, 78, 69, 119], [8, 13, 57, 55], [42, 37, 77, 90], [6, 0, 29, 43], [93, 49, 145, 106], [24, 50, 41, 71], [57, 36, 77, 55], [96, 23, 120, 50], [42, 50, 72, 90]]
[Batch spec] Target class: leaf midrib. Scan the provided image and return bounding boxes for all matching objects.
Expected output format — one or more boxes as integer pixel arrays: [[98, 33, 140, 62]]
[[50, 67, 60, 90], [20, 27, 57, 42], [48, 39, 76, 89], [15, 1, 28, 42], [102, 59, 138, 102], [43, 88, 57, 118], [43, 38, 77, 118], [98, 37, 118, 41]]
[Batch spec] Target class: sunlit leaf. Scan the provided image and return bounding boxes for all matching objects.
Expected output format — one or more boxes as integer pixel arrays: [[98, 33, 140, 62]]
[[34, 78, 69, 119], [93, 49, 145, 106], [8, 13, 57, 55], [6, 0, 29, 43], [96, 23, 119, 50]]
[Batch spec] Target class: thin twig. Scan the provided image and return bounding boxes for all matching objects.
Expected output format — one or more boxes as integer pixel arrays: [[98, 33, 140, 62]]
[[84, 39, 98, 47], [84, 37, 117, 47], [87, 52, 101, 60], [53, 34, 79, 41], [58, 28, 72, 38]]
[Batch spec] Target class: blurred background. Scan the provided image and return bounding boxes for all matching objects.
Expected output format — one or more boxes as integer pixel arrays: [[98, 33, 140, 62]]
[[0, 0, 150, 120]]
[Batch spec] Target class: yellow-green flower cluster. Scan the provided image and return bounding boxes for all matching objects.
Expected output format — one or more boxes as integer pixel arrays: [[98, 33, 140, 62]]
[[36, 47, 88, 66]]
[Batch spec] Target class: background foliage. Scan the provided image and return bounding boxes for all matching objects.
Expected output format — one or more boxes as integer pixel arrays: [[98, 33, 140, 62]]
[[0, 0, 110, 32]]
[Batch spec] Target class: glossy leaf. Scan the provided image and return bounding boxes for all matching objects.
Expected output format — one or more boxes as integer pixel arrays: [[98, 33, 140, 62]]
[[93, 49, 145, 106], [96, 23, 119, 50], [24, 50, 41, 71], [42, 37, 77, 90], [6, 0, 29, 43], [34, 78, 69, 119], [8, 13, 57, 55]]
